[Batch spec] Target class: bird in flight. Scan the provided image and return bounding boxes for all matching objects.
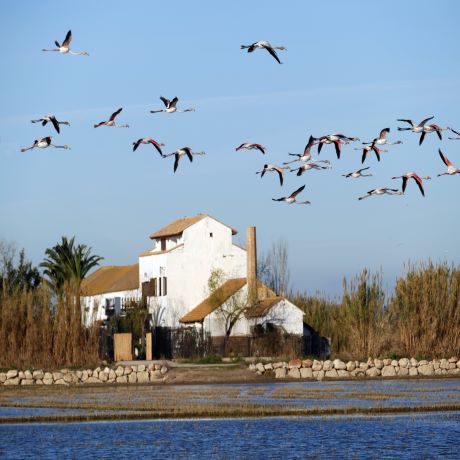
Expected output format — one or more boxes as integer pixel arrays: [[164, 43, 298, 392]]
[[391, 172, 430, 196], [317, 134, 359, 159], [163, 147, 205, 173], [362, 128, 402, 147], [255, 164, 289, 186], [272, 185, 310, 204], [150, 97, 195, 114], [42, 30, 89, 56], [241, 41, 287, 64], [290, 162, 331, 176], [31, 115, 70, 134], [358, 188, 402, 200], [448, 128, 460, 140], [94, 108, 129, 128], [342, 167, 372, 178], [283, 136, 326, 165], [355, 145, 388, 164], [132, 138, 165, 156], [21, 136, 70, 152], [437, 149, 460, 177], [236, 143, 266, 154]]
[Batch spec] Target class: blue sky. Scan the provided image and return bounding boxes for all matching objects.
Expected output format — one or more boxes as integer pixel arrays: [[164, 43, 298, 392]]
[[1, 1, 459, 296]]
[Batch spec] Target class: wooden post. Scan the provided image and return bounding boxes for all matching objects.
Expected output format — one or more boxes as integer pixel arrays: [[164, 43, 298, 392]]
[[114, 333, 132, 361], [146, 332, 152, 360]]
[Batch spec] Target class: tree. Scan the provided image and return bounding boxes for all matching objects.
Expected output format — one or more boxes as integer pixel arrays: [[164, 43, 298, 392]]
[[258, 239, 291, 296], [0, 240, 41, 293], [40, 236, 103, 294]]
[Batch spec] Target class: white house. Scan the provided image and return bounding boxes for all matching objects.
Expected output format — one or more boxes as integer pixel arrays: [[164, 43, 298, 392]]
[[81, 214, 305, 341]]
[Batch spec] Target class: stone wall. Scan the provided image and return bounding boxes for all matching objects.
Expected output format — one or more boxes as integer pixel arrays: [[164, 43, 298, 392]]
[[0, 364, 169, 386], [249, 357, 460, 380]]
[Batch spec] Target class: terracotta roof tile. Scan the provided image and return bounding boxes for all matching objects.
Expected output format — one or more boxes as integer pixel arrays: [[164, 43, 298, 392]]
[[81, 264, 139, 296], [245, 297, 284, 318], [139, 243, 184, 257], [149, 214, 237, 240]]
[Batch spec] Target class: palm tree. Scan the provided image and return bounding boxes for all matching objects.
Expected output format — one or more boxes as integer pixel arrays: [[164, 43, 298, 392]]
[[40, 236, 103, 294]]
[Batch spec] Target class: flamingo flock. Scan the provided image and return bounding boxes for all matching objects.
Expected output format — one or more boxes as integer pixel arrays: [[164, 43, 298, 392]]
[[20, 30, 458, 200]]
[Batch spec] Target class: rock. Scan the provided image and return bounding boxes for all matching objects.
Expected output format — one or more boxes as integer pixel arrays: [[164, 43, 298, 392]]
[[18, 371, 25, 379], [300, 368, 313, 379], [148, 364, 155, 371], [312, 360, 322, 371], [0, 373, 6, 383], [248, 364, 256, 371], [128, 372, 137, 383], [409, 367, 418, 376], [288, 368, 301, 378], [441, 369, 448, 375], [256, 363, 265, 373], [6, 370, 18, 379], [138, 364, 146, 372], [116, 375, 128, 383], [381, 365, 396, 377], [449, 356, 458, 363], [302, 359, 313, 368], [383, 359, 392, 366], [391, 360, 399, 367], [337, 370, 350, 378], [109, 370, 116, 380], [398, 367, 409, 376], [448, 363, 456, 370], [433, 361, 440, 370], [76, 371, 82, 379], [374, 359, 383, 369], [43, 378, 53, 385], [137, 371, 149, 383], [448, 368, 460, 375], [43, 372, 52, 380], [93, 370, 99, 379], [154, 364, 162, 371], [150, 370, 162, 379], [275, 368, 287, 379], [52, 372, 63, 381], [272, 362, 284, 369], [418, 360, 428, 366], [86, 376, 102, 384], [4, 378, 20, 385], [457, 361, 460, 369], [24, 370, 33, 379], [124, 366, 132, 376], [160, 366, 168, 375], [94, 366, 101, 373], [346, 361, 356, 372], [54, 379, 68, 385], [36, 379, 43, 385], [81, 371, 89, 382], [63, 374, 73, 383], [366, 367, 381, 377], [131, 365, 138, 373], [333, 359, 346, 370], [434, 369, 442, 375], [99, 372, 108, 382], [87, 369, 93, 376], [398, 358, 409, 368], [325, 369, 338, 378], [323, 360, 332, 371], [440, 359, 449, 370], [315, 370, 325, 381], [418, 364, 434, 376], [21, 379, 34, 385], [288, 359, 302, 369], [410, 358, 418, 367], [359, 363, 369, 371], [264, 363, 273, 371]]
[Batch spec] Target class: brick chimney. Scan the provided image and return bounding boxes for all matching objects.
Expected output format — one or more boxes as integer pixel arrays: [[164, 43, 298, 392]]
[[247, 226, 257, 306]]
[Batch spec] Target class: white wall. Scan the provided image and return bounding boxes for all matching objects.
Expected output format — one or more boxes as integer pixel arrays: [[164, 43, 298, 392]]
[[251, 299, 305, 335]]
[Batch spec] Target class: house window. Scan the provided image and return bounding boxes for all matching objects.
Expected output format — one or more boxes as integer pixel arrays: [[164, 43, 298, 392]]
[[158, 277, 162, 297], [162, 277, 167, 296], [161, 238, 166, 251], [209, 232, 213, 238]]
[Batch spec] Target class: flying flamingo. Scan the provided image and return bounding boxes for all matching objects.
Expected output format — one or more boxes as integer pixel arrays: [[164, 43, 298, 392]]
[[397, 116, 434, 135], [391, 172, 431, 196], [240, 41, 287, 64], [448, 128, 460, 140], [362, 128, 402, 146], [42, 30, 89, 56], [31, 115, 70, 134], [20, 136, 70, 152], [290, 162, 331, 176], [150, 97, 195, 114], [94, 108, 129, 128], [342, 167, 372, 178], [317, 134, 359, 159], [132, 138, 165, 156], [358, 188, 403, 200], [283, 136, 328, 165], [163, 147, 205, 173], [419, 124, 450, 145], [255, 164, 289, 186], [437, 149, 460, 177], [236, 143, 266, 154], [355, 145, 388, 164], [272, 185, 310, 204]]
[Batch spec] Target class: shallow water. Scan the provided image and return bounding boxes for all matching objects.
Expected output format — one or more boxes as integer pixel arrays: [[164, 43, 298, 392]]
[[0, 412, 459, 459]]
